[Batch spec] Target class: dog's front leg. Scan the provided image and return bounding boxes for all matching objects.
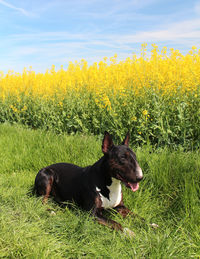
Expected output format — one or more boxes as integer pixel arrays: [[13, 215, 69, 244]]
[[93, 208, 123, 231], [115, 205, 145, 222], [92, 208, 135, 237], [114, 205, 134, 218]]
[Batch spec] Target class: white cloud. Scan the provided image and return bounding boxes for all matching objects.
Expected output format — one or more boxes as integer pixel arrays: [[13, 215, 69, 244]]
[[105, 17, 200, 47], [6, 16, 200, 47], [194, 1, 200, 14], [0, 0, 32, 16], [1, 2, 200, 74], [1, 16, 200, 68]]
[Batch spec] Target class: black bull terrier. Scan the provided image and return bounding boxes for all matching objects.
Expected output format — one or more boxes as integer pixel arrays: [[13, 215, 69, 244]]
[[34, 132, 155, 235]]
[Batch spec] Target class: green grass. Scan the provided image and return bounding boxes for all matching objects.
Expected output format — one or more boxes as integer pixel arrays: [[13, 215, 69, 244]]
[[0, 123, 199, 258]]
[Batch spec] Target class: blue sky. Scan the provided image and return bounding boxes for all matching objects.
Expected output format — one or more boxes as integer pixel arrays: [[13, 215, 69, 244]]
[[0, 0, 200, 73]]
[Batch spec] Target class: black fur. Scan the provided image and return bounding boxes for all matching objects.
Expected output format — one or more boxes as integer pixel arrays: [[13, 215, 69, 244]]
[[34, 131, 143, 232]]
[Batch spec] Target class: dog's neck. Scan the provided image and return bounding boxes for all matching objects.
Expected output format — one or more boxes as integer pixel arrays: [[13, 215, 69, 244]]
[[91, 156, 123, 209]]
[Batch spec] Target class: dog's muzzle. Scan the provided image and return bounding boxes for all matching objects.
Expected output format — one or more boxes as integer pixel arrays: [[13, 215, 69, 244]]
[[116, 173, 140, 192]]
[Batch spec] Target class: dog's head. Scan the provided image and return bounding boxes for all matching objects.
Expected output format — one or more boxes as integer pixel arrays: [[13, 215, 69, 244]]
[[102, 131, 143, 192]]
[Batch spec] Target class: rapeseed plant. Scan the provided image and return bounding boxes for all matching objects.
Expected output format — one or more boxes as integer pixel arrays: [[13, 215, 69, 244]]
[[0, 44, 199, 148]]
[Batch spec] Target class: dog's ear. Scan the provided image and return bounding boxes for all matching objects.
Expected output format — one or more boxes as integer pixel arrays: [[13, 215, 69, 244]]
[[122, 132, 130, 146], [102, 131, 114, 154]]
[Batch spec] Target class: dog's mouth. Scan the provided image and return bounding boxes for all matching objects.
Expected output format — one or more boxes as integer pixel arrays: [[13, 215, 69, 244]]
[[116, 173, 139, 192], [127, 182, 139, 192]]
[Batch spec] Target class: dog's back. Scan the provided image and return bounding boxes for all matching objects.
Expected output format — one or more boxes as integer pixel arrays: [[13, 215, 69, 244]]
[[34, 162, 96, 208]]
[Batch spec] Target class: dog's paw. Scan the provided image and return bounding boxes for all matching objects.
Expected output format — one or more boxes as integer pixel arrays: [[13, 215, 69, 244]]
[[123, 227, 135, 238], [150, 223, 159, 229]]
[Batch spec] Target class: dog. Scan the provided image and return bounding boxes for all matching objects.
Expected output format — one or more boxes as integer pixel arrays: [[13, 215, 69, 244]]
[[34, 131, 145, 235]]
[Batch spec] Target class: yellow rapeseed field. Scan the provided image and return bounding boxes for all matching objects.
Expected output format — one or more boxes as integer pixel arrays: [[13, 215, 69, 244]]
[[0, 44, 199, 148], [0, 44, 199, 105]]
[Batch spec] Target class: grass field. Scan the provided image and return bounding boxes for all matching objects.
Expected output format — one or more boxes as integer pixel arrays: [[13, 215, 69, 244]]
[[0, 123, 199, 258]]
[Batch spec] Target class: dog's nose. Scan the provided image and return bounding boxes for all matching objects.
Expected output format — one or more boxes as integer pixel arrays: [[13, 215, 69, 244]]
[[136, 168, 143, 182], [136, 175, 143, 182]]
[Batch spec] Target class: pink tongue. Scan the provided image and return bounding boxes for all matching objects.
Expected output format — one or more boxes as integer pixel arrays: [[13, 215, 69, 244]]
[[129, 182, 139, 192]]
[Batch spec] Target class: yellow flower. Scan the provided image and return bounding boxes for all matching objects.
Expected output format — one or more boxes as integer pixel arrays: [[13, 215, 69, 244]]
[[131, 116, 137, 121], [58, 102, 63, 107], [10, 105, 18, 113], [21, 105, 27, 112], [142, 110, 148, 116]]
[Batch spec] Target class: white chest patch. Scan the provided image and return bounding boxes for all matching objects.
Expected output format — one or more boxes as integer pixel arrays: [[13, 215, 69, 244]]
[[96, 178, 122, 209]]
